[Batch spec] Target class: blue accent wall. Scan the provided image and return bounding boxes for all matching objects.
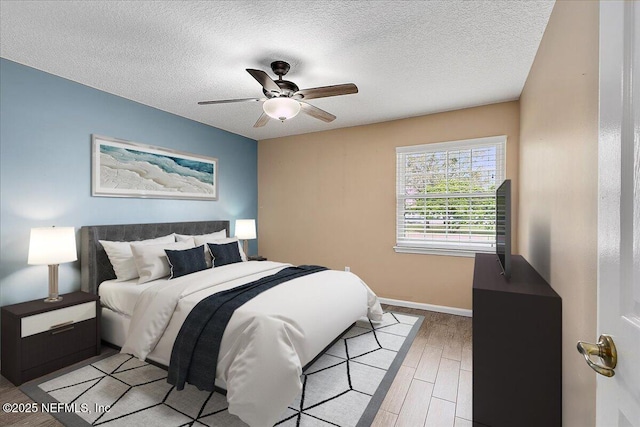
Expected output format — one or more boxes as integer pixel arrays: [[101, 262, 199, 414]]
[[0, 58, 258, 307]]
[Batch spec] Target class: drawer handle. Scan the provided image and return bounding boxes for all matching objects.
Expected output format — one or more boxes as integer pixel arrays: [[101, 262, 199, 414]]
[[51, 326, 75, 335], [50, 320, 73, 330]]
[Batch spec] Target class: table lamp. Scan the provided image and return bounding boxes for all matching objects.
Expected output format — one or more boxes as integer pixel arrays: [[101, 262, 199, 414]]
[[235, 219, 256, 257], [28, 226, 77, 302]]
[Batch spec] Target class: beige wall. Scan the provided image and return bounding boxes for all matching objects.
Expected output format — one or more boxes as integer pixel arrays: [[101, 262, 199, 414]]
[[518, 1, 599, 426], [258, 101, 519, 310]]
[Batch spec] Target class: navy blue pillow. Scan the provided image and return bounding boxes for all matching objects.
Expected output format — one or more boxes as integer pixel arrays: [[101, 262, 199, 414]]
[[165, 245, 208, 279], [207, 242, 243, 267]]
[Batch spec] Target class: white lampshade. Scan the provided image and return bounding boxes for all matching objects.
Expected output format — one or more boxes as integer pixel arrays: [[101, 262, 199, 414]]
[[235, 219, 256, 240], [28, 227, 77, 265], [263, 97, 301, 121]]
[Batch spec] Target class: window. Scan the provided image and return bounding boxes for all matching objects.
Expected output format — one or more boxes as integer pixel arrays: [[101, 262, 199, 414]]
[[395, 136, 506, 256]]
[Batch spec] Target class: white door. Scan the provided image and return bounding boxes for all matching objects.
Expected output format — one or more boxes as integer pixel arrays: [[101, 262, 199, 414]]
[[596, 1, 640, 426]]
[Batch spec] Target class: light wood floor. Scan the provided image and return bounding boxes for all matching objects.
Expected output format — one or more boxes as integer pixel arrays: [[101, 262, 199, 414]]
[[374, 304, 472, 427], [0, 305, 471, 427]]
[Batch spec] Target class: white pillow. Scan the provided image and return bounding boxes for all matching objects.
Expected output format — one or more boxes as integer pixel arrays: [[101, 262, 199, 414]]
[[198, 237, 247, 265], [131, 240, 195, 284], [100, 234, 175, 281], [175, 230, 226, 242]]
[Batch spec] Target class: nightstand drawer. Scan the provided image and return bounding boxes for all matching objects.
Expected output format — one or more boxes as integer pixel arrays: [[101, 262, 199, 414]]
[[21, 301, 96, 337], [22, 318, 97, 371]]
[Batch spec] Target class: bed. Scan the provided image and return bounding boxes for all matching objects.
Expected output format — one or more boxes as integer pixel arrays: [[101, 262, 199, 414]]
[[80, 220, 383, 427]]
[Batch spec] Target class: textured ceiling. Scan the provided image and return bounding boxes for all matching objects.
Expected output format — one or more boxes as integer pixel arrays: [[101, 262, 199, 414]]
[[0, 1, 555, 141]]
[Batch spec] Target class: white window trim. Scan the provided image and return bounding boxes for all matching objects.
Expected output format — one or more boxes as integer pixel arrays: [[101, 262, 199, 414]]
[[395, 135, 507, 256], [396, 135, 507, 154], [393, 246, 493, 257]]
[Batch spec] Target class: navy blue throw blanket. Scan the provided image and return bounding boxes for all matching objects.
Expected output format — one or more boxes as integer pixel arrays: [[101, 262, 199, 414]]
[[167, 265, 328, 391]]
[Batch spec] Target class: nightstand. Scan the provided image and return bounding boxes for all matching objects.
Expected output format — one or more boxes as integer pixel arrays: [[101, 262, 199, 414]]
[[1, 291, 100, 386], [248, 255, 267, 261]]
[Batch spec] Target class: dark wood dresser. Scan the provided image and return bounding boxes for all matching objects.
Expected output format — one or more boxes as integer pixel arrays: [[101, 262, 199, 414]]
[[1, 291, 100, 385], [473, 253, 562, 427]]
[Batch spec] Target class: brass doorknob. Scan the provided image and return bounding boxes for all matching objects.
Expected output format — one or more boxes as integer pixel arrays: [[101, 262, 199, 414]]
[[576, 334, 617, 377]]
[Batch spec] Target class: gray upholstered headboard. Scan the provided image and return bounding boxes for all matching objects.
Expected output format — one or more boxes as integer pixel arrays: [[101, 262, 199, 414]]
[[80, 220, 230, 294]]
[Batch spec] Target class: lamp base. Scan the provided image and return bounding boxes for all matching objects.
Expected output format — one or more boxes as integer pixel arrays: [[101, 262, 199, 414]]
[[45, 264, 62, 303]]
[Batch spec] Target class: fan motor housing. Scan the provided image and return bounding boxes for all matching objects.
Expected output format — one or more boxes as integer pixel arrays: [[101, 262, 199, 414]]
[[263, 80, 299, 98]]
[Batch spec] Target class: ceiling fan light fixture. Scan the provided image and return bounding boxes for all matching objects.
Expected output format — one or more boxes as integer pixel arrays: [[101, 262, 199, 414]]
[[263, 97, 301, 121], [199, 61, 357, 126]]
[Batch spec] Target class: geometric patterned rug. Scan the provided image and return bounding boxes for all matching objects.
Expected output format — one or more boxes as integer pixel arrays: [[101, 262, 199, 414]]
[[21, 312, 422, 427]]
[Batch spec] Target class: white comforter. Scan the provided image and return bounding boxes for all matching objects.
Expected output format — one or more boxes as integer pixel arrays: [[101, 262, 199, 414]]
[[120, 261, 383, 427]]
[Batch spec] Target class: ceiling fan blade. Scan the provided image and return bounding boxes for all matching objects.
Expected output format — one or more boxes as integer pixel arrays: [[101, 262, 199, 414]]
[[246, 69, 281, 93], [299, 102, 336, 123], [198, 98, 265, 105], [294, 83, 358, 100], [254, 112, 270, 128]]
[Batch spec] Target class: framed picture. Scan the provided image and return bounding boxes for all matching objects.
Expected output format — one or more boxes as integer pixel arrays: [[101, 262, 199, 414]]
[[92, 135, 218, 201]]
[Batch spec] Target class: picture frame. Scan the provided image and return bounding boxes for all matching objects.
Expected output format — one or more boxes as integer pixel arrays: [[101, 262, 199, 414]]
[[91, 135, 218, 201]]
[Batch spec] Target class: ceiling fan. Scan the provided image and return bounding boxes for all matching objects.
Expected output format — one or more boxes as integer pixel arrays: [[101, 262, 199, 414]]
[[198, 60, 358, 128]]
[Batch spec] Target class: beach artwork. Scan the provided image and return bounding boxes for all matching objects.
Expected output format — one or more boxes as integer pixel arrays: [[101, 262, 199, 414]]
[[92, 135, 218, 200]]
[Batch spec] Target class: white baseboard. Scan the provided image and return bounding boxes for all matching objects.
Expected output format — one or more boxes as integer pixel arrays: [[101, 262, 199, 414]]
[[378, 297, 472, 318]]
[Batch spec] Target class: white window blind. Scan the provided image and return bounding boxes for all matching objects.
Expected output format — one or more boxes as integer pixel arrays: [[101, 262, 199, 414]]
[[396, 136, 506, 255]]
